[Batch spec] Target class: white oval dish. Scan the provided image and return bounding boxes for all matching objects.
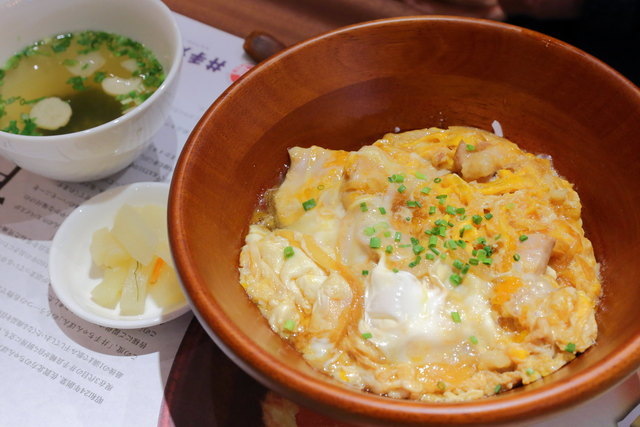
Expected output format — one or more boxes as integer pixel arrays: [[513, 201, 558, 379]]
[[49, 182, 190, 328]]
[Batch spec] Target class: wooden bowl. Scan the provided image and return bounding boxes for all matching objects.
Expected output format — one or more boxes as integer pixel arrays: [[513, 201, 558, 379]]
[[169, 17, 640, 426]]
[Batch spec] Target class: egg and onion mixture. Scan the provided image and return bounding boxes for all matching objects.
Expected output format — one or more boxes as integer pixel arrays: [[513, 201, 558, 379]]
[[239, 126, 601, 401]]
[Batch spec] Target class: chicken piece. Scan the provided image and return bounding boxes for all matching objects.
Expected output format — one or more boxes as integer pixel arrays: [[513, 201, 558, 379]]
[[518, 233, 556, 275], [274, 146, 347, 227], [526, 287, 597, 352], [340, 145, 396, 208], [453, 140, 515, 181], [308, 272, 352, 333]]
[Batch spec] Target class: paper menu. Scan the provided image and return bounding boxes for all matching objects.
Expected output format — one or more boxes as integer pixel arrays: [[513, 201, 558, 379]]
[[0, 13, 253, 426]]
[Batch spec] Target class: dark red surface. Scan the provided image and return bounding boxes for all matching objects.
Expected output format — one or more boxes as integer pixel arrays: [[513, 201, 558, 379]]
[[161, 318, 267, 427]]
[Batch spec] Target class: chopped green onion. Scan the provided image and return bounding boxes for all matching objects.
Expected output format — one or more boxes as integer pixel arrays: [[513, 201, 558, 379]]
[[459, 224, 472, 237], [565, 342, 576, 353], [362, 270, 369, 276], [494, 384, 502, 394], [450, 274, 462, 286], [362, 332, 373, 339], [525, 368, 535, 376], [466, 144, 476, 151], [430, 247, 440, 255], [456, 207, 466, 215], [451, 311, 462, 323], [369, 237, 381, 249], [379, 207, 387, 215], [446, 239, 458, 250], [397, 184, 407, 193], [425, 253, 435, 260], [461, 264, 470, 275], [411, 237, 419, 245], [392, 268, 399, 273], [384, 231, 391, 238], [453, 259, 464, 269], [434, 177, 442, 183], [440, 253, 447, 259], [456, 240, 467, 248], [484, 213, 493, 220], [421, 186, 431, 194], [283, 319, 296, 331], [472, 215, 483, 225], [66, 76, 86, 91], [469, 335, 478, 345], [519, 234, 529, 242], [399, 244, 411, 248], [388, 174, 404, 183], [476, 237, 487, 245], [436, 194, 447, 205], [364, 226, 376, 236], [302, 198, 316, 211], [429, 235, 438, 247], [405, 216, 411, 222], [415, 172, 426, 180], [407, 200, 422, 208], [283, 246, 295, 259], [413, 245, 425, 255], [446, 205, 456, 215], [429, 206, 436, 215], [408, 255, 421, 268], [469, 258, 479, 265], [476, 249, 487, 259], [513, 253, 521, 261], [482, 257, 493, 265], [394, 231, 402, 242], [385, 245, 393, 254], [360, 202, 368, 212], [437, 226, 447, 237]]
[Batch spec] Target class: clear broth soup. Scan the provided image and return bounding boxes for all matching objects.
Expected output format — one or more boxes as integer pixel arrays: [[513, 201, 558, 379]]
[[0, 31, 164, 136]]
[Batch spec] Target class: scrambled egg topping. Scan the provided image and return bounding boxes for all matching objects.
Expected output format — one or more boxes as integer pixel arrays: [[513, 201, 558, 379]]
[[239, 126, 601, 401]]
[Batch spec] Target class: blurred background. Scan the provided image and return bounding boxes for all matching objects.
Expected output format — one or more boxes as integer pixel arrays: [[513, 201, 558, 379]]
[[165, 0, 640, 85]]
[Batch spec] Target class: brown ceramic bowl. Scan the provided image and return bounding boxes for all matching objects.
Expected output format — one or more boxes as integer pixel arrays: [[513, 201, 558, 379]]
[[169, 16, 640, 426]]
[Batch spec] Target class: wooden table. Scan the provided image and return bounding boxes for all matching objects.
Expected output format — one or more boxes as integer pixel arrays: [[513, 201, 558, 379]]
[[163, 0, 639, 84], [164, 0, 502, 46]]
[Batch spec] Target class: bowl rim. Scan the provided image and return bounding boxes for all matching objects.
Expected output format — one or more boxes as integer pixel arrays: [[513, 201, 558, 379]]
[[0, 0, 182, 142], [170, 15, 640, 425]]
